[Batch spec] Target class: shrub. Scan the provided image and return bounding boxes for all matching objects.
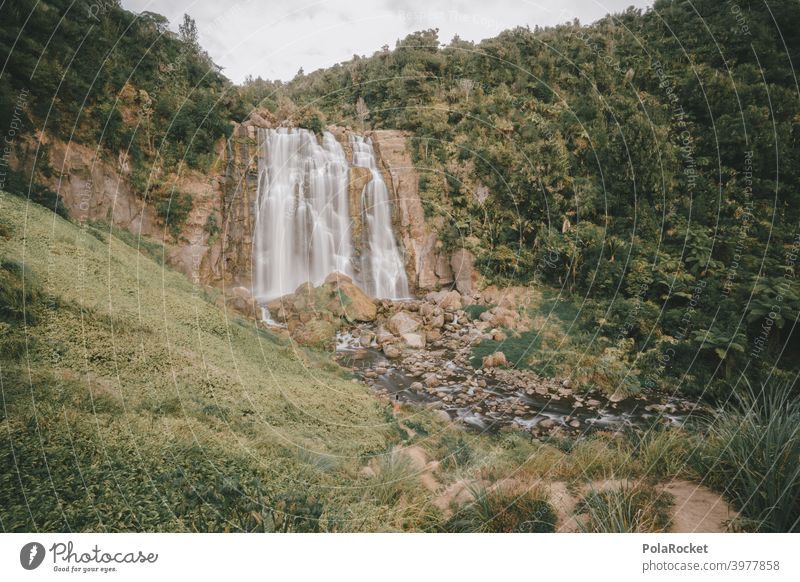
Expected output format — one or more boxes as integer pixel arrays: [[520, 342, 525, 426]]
[[154, 191, 193, 239]]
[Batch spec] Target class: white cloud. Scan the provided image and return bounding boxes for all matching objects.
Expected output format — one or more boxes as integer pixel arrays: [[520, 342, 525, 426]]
[[121, 0, 652, 82]]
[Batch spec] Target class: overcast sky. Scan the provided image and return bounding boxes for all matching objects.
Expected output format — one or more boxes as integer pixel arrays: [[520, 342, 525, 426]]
[[121, 0, 653, 83]]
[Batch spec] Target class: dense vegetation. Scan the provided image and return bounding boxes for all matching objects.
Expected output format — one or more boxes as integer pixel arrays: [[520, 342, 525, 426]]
[[0, 0, 257, 224], [283, 0, 800, 401], [1, 0, 798, 532]]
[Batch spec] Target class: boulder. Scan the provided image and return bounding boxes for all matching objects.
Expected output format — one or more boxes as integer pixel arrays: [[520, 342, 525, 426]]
[[426, 289, 462, 311], [290, 319, 336, 348], [482, 351, 508, 369], [329, 280, 377, 322], [265, 294, 293, 323], [382, 344, 403, 359], [226, 286, 258, 320], [427, 313, 445, 329], [386, 311, 422, 335], [425, 329, 442, 342], [450, 248, 477, 295], [375, 326, 395, 345], [401, 333, 426, 349], [324, 271, 353, 285], [441, 290, 462, 311]]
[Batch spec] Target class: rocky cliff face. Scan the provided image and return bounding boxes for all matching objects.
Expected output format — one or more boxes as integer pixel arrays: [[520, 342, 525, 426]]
[[368, 130, 454, 292], [12, 117, 469, 307]]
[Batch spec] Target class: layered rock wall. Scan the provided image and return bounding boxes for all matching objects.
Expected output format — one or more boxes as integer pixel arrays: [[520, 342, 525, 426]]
[[10, 119, 465, 305]]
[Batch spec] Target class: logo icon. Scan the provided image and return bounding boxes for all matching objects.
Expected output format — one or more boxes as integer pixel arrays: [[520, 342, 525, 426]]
[[20, 542, 46, 570]]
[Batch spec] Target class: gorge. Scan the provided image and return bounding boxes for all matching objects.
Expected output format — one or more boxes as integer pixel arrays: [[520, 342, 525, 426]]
[[1, 0, 797, 534]]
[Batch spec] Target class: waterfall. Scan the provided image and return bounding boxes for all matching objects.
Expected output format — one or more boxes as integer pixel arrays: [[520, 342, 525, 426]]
[[253, 128, 353, 301], [350, 135, 410, 299], [252, 128, 408, 302]]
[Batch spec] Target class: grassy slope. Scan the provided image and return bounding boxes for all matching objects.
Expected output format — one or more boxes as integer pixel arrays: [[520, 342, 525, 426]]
[[0, 191, 389, 531], [4, 192, 788, 532]]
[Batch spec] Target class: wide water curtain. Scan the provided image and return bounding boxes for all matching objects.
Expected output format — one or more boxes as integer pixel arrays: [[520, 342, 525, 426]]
[[350, 135, 410, 299], [253, 128, 353, 301]]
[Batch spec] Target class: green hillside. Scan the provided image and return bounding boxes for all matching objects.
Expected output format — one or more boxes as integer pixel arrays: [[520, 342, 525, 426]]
[[0, 191, 390, 531]]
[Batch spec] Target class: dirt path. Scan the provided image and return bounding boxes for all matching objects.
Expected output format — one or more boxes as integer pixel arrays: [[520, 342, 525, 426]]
[[365, 419, 735, 532], [664, 479, 735, 533]]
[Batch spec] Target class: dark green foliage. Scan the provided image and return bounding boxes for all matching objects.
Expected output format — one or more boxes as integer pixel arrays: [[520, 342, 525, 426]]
[[444, 484, 556, 532], [694, 379, 800, 532], [154, 191, 193, 239], [284, 0, 800, 400], [576, 484, 673, 532], [0, 1, 245, 185], [463, 304, 491, 321], [470, 330, 542, 370], [2, 171, 69, 219]]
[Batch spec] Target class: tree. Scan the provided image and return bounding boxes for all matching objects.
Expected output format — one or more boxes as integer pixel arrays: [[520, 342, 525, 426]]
[[179, 14, 199, 49], [355, 96, 369, 129]]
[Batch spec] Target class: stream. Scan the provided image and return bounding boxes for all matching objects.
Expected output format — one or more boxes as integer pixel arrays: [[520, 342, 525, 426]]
[[336, 333, 700, 436]]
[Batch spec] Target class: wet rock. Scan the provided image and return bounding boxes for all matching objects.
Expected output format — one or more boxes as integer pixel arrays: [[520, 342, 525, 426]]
[[410, 382, 424, 391], [382, 344, 403, 359]]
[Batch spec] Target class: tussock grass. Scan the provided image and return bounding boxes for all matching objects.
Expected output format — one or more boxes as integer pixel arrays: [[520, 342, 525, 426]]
[[696, 379, 800, 532], [368, 449, 420, 505], [576, 484, 673, 532], [444, 483, 556, 532]]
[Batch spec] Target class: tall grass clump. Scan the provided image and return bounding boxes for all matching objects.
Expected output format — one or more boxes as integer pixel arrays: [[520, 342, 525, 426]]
[[698, 379, 800, 532], [444, 484, 556, 532], [368, 450, 419, 505], [576, 484, 673, 532]]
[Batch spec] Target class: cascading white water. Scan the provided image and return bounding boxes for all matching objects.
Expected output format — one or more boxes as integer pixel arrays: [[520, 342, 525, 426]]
[[350, 135, 410, 299], [253, 128, 354, 301], [252, 128, 408, 302]]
